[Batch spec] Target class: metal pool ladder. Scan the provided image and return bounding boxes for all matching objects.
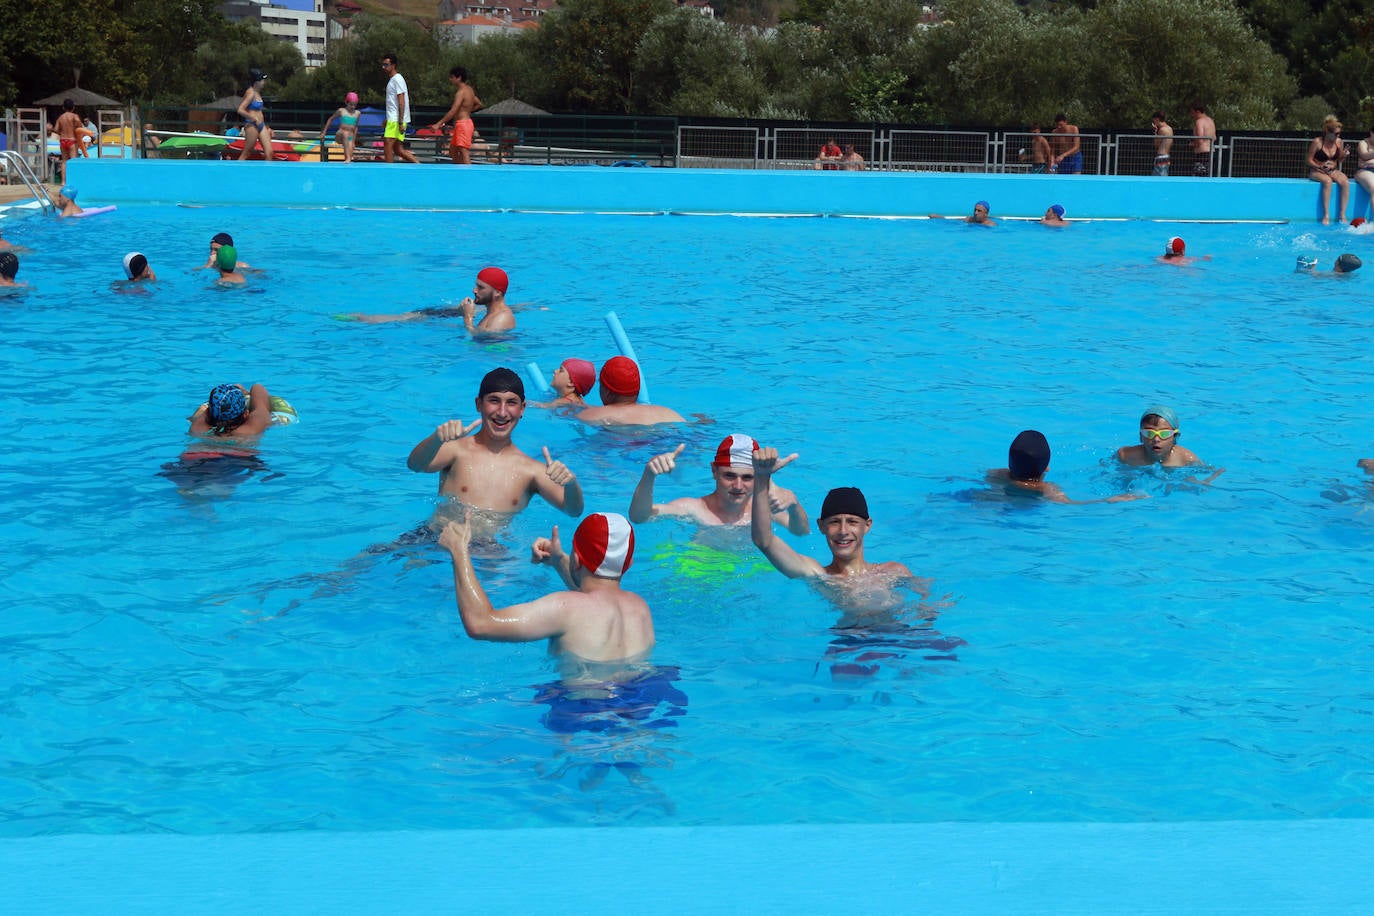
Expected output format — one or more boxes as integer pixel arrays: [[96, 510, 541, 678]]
[[0, 151, 55, 215]]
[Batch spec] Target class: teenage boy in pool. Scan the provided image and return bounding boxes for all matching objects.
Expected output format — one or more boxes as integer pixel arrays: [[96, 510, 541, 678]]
[[533, 358, 596, 409], [439, 510, 655, 677], [214, 245, 246, 285], [341, 267, 514, 336], [1157, 236, 1209, 266], [577, 357, 686, 427], [408, 367, 584, 520], [987, 430, 1144, 503], [751, 446, 918, 606], [629, 434, 810, 534], [201, 232, 253, 271], [1116, 405, 1224, 485]]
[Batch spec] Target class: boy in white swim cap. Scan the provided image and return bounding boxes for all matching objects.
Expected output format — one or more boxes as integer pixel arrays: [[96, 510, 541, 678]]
[[629, 434, 809, 533]]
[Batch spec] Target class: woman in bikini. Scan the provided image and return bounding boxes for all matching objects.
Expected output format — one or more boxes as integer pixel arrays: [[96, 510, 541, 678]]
[[1307, 115, 1349, 224], [237, 69, 273, 161]]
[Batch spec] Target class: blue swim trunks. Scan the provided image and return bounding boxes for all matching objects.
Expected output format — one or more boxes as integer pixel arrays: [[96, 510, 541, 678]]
[[534, 667, 689, 735], [1058, 151, 1083, 174]]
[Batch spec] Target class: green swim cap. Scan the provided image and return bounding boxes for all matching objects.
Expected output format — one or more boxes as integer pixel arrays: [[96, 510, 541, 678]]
[[216, 244, 237, 271]]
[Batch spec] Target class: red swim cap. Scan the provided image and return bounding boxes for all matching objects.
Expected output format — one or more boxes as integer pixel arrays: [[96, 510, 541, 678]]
[[1165, 237, 1185, 256], [573, 513, 635, 577], [1353, 218, 1367, 228], [713, 434, 759, 468], [476, 266, 508, 293], [599, 356, 640, 398], [561, 358, 596, 396]]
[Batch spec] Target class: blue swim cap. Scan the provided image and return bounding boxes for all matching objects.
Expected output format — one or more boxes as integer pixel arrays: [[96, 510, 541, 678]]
[[1141, 404, 1179, 430], [207, 384, 247, 428], [1296, 255, 1317, 271], [59, 186, 76, 201], [1050, 204, 1065, 218], [975, 200, 990, 213]]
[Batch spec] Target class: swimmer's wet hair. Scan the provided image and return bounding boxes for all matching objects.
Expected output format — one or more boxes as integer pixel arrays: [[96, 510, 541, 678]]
[[0, 251, 17, 280]]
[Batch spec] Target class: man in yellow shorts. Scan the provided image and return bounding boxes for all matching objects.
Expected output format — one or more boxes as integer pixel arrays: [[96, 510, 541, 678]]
[[381, 53, 418, 164], [431, 66, 483, 164]]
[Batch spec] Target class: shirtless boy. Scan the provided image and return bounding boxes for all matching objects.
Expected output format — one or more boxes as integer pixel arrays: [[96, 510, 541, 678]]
[[407, 367, 584, 517], [577, 357, 685, 427], [751, 446, 914, 588], [440, 510, 654, 678], [431, 66, 484, 165], [1116, 405, 1213, 471], [629, 434, 810, 534]]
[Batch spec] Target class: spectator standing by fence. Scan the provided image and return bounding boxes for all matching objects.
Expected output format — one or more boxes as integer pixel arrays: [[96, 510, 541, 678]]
[[1190, 103, 1216, 176], [1151, 111, 1173, 176], [1050, 114, 1082, 174]]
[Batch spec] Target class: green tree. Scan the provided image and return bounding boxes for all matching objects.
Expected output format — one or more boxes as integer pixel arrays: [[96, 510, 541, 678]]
[[452, 33, 554, 110], [114, 0, 228, 103], [0, 0, 135, 106], [278, 14, 444, 106], [195, 21, 304, 102], [532, 0, 675, 112], [632, 10, 760, 115]]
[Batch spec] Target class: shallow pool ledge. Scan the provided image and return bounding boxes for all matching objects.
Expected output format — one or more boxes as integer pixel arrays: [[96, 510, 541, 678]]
[[4, 819, 1373, 913], [66, 158, 1362, 223]]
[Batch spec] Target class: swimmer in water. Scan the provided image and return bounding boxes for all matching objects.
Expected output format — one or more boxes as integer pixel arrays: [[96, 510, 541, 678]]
[[577, 357, 686, 427], [1115, 405, 1224, 483], [407, 366, 584, 520], [188, 383, 273, 440], [1296, 253, 1361, 275], [1158, 236, 1210, 266], [51, 186, 83, 217], [214, 244, 246, 285], [341, 266, 515, 337], [987, 429, 1144, 503], [440, 510, 655, 679], [533, 357, 596, 409], [0, 251, 22, 287], [1041, 204, 1069, 227], [202, 232, 253, 271], [629, 434, 810, 534], [965, 200, 996, 225], [750, 446, 919, 607], [121, 251, 156, 282]]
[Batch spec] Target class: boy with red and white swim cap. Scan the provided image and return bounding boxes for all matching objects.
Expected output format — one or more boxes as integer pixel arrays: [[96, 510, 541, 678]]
[[1158, 237, 1209, 266], [440, 510, 655, 670], [628, 434, 809, 534], [576, 356, 686, 427]]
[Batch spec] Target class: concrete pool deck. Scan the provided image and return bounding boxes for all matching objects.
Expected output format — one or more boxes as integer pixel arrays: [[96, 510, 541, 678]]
[[5, 820, 1373, 913]]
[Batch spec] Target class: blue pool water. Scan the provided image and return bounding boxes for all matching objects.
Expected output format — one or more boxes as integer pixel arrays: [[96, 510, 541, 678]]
[[3, 203, 1374, 839]]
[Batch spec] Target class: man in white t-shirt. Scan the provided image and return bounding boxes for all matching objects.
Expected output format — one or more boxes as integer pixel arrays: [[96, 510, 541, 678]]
[[381, 53, 418, 164]]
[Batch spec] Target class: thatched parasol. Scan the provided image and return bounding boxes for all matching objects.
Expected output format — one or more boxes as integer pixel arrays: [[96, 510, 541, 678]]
[[482, 98, 550, 116], [33, 87, 121, 107]]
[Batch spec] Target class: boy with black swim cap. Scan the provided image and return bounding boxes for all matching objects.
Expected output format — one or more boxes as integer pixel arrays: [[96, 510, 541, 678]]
[[750, 446, 914, 583], [987, 430, 1141, 503], [0, 251, 20, 287], [407, 366, 584, 522]]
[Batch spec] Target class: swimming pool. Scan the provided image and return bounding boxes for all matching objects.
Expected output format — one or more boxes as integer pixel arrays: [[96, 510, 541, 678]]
[[4, 169, 1374, 907]]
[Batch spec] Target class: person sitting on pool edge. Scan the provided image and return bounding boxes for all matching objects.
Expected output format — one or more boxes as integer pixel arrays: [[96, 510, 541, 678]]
[[439, 509, 655, 679], [750, 445, 915, 586], [214, 245, 246, 285], [339, 266, 515, 337], [1158, 236, 1209, 266], [122, 251, 156, 283], [987, 430, 1144, 504], [188, 383, 274, 440], [629, 434, 810, 534], [1041, 204, 1069, 227], [407, 366, 584, 520], [201, 232, 253, 271], [0, 251, 21, 287], [577, 356, 686, 427], [533, 357, 596, 409], [51, 186, 83, 217]]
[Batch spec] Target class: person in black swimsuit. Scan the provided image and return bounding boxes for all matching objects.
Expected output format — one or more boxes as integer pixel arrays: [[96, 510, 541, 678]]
[[1308, 115, 1349, 225]]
